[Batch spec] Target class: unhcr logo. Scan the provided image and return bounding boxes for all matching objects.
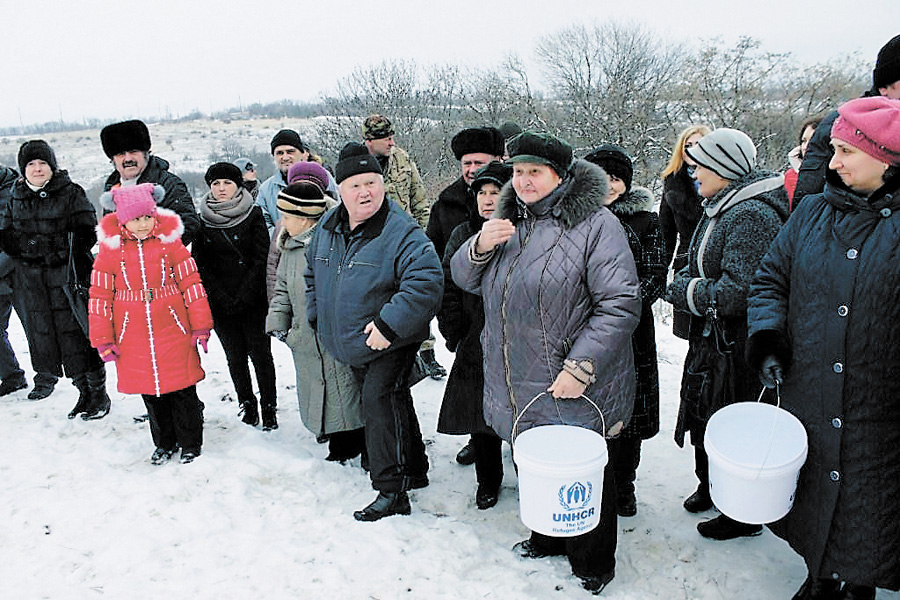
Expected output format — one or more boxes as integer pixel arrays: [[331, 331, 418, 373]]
[[557, 481, 593, 511]]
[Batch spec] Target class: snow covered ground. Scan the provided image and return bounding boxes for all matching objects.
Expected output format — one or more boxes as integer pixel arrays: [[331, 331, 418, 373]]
[[1, 309, 898, 600]]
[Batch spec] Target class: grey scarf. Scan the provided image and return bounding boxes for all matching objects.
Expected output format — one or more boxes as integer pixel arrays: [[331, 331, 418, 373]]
[[199, 187, 255, 229]]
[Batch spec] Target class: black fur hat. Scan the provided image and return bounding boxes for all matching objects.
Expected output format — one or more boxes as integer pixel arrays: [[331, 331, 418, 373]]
[[100, 120, 151, 158], [17, 140, 58, 175], [450, 127, 505, 160], [584, 144, 633, 193], [204, 162, 244, 187], [270, 129, 305, 154]]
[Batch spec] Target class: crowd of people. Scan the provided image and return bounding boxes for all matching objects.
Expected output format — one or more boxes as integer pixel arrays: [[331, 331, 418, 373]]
[[1, 32, 898, 599]]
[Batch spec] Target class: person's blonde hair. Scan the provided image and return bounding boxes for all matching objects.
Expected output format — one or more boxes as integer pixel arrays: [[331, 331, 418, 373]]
[[661, 125, 712, 179]]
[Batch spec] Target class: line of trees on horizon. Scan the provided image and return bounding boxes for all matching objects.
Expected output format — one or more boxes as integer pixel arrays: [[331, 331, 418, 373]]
[[3, 22, 869, 193]]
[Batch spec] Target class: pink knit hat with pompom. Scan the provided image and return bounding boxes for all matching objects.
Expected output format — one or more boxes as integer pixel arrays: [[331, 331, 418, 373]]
[[110, 183, 162, 223]]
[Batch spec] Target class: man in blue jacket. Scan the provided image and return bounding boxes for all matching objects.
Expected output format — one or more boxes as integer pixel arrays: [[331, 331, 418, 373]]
[[305, 142, 443, 521]]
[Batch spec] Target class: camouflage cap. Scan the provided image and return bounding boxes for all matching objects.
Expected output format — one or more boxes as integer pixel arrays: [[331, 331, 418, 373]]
[[362, 114, 395, 140]]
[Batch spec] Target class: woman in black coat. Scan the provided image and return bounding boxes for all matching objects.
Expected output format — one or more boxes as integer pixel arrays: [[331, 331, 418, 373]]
[[0, 140, 109, 419], [748, 97, 900, 600], [666, 128, 789, 541], [437, 161, 512, 511], [659, 125, 710, 339], [585, 145, 666, 518], [193, 163, 277, 430]]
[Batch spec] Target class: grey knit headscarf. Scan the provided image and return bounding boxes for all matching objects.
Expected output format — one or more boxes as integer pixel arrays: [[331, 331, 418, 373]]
[[686, 128, 757, 180]]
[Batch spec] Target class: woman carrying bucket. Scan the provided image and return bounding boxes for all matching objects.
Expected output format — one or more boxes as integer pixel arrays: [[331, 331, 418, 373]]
[[451, 131, 640, 595], [748, 96, 900, 600], [665, 128, 789, 540]]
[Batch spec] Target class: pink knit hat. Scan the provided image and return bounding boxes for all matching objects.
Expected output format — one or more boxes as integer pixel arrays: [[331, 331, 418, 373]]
[[110, 183, 161, 223], [831, 96, 900, 166]]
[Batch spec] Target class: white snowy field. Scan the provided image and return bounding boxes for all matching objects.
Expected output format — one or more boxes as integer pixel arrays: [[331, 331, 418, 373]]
[[1, 311, 898, 600]]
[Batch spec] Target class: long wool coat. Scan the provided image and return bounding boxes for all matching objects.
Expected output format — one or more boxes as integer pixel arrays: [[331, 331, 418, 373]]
[[659, 165, 704, 339], [607, 187, 666, 439], [436, 217, 493, 436], [667, 169, 789, 446], [0, 170, 100, 376], [265, 219, 364, 437], [89, 208, 213, 396], [450, 160, 641, 442], [747, 172, 900, 590]]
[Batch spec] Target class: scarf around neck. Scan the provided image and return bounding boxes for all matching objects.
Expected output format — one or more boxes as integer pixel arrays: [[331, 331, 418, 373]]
[[200, 187, 255, 228]]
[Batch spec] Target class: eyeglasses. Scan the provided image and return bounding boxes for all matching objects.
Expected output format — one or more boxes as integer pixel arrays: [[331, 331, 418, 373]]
[[244, 164, 255, 172]]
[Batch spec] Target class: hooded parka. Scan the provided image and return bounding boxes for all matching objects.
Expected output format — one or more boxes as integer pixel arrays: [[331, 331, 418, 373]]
[[89, 208, 213, 396]]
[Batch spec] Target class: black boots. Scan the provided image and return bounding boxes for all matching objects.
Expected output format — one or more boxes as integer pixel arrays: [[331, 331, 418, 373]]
[[69, 373, 91, 419], [683, 484, 713, 513], [0, 372, 27, 397], [261, 403, 278, 431], [28, 374, 57, 400], [79, 368, 110, 420], [792, 576, 841, 600], [239, 399, 259, 426], [419, 348, 446, 380], [456, 438, 476, 465], [353, 491, 411, 521], [697, 515, 763, 540]]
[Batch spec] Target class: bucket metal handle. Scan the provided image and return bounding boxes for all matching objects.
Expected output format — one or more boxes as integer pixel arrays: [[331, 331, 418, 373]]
[[753, 383, 782, 480], [511, 392, 607, 442]]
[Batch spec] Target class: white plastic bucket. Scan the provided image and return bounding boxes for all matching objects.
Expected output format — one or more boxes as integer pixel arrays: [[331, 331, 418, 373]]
[[512, 394, 608, 537], [705, 399, 808, 524]]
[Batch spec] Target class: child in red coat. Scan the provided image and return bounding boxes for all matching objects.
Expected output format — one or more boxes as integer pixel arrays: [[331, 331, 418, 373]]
[[89, 183, 213, 464]]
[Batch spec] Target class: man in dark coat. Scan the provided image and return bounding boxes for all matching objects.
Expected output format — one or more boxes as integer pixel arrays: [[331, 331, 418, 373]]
[[425, 125, 505, 462], [305, 142, 443, 522], [793, 33, 900, 207], [101, 120, 200, 245]]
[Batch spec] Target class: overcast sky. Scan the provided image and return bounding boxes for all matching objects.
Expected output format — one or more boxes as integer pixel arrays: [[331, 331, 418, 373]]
[[1, 0, 895, 129]]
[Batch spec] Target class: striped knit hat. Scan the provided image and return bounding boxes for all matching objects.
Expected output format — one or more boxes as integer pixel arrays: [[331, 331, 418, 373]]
[[686, 128, 757, 180], [277, 182, 327, 219]]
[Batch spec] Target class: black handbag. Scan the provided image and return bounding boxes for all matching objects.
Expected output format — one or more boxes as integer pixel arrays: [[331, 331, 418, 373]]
[[681, 302, 738, 425], [63, 231, 91, 338]]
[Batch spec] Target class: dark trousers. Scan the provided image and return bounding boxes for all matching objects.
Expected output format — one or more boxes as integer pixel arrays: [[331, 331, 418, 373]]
[[142, 386, 203, 453], [352, 345, 428, 493], [608, 436, 642, 495], [473, 432, 503, 490], [0, 291, 23, 380], [214, 312, 276, 408], [529, 439, 619, 578], [693, 442, 709, 489]]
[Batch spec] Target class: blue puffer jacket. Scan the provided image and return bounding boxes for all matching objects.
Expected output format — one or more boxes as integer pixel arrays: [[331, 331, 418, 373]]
[[305, 198, 443, 368]]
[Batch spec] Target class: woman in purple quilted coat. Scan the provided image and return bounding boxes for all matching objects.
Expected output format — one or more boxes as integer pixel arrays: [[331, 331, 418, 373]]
[[451, 131, 640, 595]]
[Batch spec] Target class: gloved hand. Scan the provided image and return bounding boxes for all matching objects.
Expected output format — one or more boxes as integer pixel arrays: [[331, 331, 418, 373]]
[[759, 355, 784, 389], [269, 330, 289, 343], [97, 343, 120, 363], [192, 329, 211, 354]]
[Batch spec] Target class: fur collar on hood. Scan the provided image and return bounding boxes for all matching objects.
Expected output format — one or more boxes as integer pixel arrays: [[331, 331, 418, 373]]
[[496, 159, 609, 229], [97, 206, 184, 249], [608, 186, 655, 217]]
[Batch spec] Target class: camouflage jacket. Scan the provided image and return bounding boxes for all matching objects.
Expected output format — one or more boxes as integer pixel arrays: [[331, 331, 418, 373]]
[[383, 146, 429, 229]]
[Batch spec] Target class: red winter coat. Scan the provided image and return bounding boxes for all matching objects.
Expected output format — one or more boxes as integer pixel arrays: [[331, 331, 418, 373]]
[[89, 208, 213, 396]]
